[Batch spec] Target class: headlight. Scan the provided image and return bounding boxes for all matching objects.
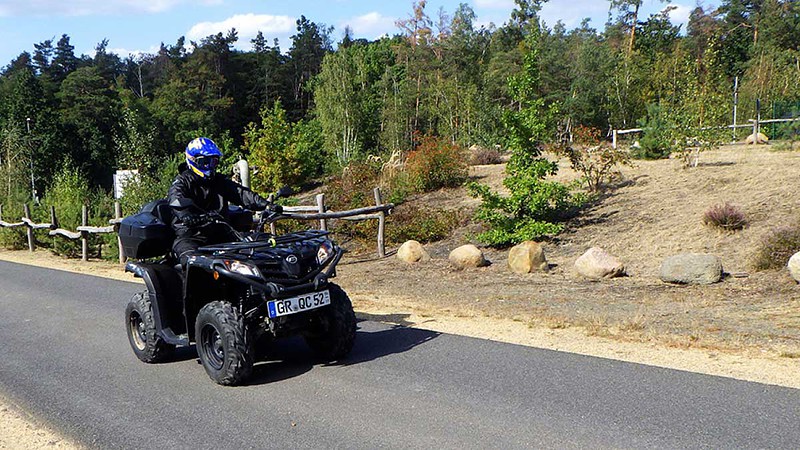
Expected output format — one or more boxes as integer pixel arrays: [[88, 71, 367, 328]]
[[223, 259, 262, 278], [316, 240, 335, 264]]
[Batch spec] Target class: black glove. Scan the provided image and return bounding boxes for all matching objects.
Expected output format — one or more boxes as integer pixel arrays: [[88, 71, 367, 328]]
[[182, 214, 205, 228], [269, 204, 283, 214]]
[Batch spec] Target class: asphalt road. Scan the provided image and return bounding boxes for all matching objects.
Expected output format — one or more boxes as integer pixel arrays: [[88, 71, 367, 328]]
[[1, 260, 799, 449]]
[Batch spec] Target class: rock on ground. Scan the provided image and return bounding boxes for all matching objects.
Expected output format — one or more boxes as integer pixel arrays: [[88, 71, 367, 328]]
[[397, 240, 430, 263], [788, 252, 800, 283], [660, 253, 723, 285], [574, 247, 625, 279], [745, 132, 769, 145], [508, 241, 548, 274], [449, 244, 489, 269]]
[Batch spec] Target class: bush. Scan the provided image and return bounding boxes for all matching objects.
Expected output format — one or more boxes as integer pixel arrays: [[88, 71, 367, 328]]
[[405, 135, 468, 192], [470, 146, 503, 165], [634, 104, 673, 160], [752, 225, 800, 271], [702, 203, 746, 231], [119, 154, 183, 216], [468, 158, 584, 246], [387, 207, 464, 244], [245, 101, 324, 194], [554, 142, 631, 192]]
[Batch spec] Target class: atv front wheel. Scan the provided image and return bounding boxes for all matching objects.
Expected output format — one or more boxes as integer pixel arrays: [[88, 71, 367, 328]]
[[304, 284, 357, 361], [195, 301, 253, 386], [125, 291, 175, 363]]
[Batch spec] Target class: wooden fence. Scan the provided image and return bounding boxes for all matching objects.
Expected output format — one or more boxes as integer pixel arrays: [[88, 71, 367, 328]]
[[0, 202, 123, 263], [611, 116, 800, 149], [0, 187, 394, 262]]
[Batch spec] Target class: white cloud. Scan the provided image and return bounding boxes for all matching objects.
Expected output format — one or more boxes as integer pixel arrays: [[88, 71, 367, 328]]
[[342, 12, 396, 38], [540, 1, 610, 29], [0, 0, 221, 17], [665, 3, 694, 28], [108, 45, 162, 59], [187, 14, 295, 43], [473, 0, 515, 10]]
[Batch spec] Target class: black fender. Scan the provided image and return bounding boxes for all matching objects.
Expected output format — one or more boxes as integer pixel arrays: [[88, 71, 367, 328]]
[[126, 261, 189, 346]]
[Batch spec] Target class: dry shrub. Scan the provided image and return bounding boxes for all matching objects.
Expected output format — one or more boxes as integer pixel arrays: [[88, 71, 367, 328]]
[[553, 127, 632, 192], [406, 135, 468, 193], [702, 203, 747, 231], [470, 146, 503, 165], [387, 206, 464, 244], [752, 225, 800, 270], [325, 161, 382, 211]]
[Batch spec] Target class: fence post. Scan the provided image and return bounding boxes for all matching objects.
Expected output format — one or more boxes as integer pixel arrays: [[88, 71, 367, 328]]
[[612, 129, 618, 149], [23, 203, 34, 252], [49, 206, 57, 228], [374, 188, 386, 258], [316, 194, 327, 231], [115, 201, 125, 264], [81, 205, 88, 262], [0, 204, 3, 222]]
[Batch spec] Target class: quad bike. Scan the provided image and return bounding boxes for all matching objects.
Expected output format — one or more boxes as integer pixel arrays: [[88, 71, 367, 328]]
[[118, 189, 356, 386]]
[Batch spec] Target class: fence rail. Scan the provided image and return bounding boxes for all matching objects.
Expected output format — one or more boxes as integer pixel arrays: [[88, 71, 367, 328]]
[[0, 202, 124, 262], [611, 116, 799, 149], [0, 187, 394, 262]]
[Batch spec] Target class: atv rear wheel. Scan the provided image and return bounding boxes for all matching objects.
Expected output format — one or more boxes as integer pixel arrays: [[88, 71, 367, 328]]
[[125, 291, 175, 363], [195, 301, 253, 386], [304, 284, 356, 361]]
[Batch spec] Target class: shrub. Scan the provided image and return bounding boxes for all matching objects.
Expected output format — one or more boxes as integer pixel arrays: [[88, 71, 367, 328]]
[[405, 135, 468, 193], [702, 203, 746, 231], [119, 154, 183, 216], [554, 142, 631, 192], [387, 207, 464, 244], [470, 146, 503, 165], [245, 102, 324, 194], [468, 158, 584, 246], [752, 225, 800, 271], [634, 104, 673, 160]]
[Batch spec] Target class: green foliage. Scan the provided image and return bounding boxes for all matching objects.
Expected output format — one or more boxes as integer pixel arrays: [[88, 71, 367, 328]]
[[119, 153, 183, 216], [40, 161, 112, 257], [752, 225, 800, 271], [469, 26, 581, 246], [244, 101, 323, 194], [635, 103, 673, 159], [405, 135, 468, 192]]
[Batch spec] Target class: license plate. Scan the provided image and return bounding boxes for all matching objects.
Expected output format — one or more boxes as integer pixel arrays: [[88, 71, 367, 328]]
[[267, 290, 330, 318]]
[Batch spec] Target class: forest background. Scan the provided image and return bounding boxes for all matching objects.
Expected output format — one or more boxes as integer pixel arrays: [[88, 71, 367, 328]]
[[0, 0, 798, 255]]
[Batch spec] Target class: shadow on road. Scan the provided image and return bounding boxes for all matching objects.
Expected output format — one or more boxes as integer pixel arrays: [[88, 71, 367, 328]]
[[241, 319, 440, 386], [343, 322, 440, 365]]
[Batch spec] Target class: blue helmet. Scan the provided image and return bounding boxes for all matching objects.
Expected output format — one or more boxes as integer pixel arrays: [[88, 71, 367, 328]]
[[185, 137, 222, 178]]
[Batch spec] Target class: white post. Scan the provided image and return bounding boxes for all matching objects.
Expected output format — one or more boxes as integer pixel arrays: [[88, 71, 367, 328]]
[[612, 129, 618, 149], [237, 159, 250, 189], [316, 193, 327, 231]]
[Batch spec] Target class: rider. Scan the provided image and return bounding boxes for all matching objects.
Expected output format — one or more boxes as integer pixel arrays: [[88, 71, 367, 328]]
[[169, 137, 270, 265]]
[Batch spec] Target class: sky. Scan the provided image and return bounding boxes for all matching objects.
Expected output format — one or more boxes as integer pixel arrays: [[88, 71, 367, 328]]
[[0, 0, 720, 66]]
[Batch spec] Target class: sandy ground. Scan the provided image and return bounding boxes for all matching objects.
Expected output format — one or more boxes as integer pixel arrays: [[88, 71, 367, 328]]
[[2, 144, 800, 446], [0, 397, 81, 449]]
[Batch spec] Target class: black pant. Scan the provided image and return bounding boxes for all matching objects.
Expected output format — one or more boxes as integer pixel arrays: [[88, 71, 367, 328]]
[[173, 224, 237, 265]]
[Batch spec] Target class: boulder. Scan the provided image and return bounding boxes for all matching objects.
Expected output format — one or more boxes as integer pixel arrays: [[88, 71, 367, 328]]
[[745, 132, 769, 145], [508, 241, 548, 274], [574, 247, 625, 279], [397, 240, 430, 263], [449, 244, 489, 269], [788, 252, 800, 283], [659, 253, 723, 285]]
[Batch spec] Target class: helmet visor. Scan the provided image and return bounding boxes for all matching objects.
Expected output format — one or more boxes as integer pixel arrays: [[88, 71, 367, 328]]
[[192, 155, 220, 171]]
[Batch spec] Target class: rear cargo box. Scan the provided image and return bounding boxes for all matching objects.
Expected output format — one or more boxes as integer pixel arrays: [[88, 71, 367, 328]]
[[119, 212, 174, 259]]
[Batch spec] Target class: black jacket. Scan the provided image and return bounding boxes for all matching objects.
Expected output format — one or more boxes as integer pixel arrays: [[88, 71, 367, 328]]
[[168, 167, 269, 234]]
